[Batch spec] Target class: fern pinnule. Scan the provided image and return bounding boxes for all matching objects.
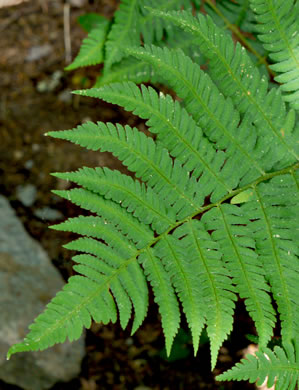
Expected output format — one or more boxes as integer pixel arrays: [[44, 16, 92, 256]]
[[148, 9, 299, 165], [53, 188, 153, 248], [241, 173, 299, 343], [250, 0, 299, 109], [103, 0, 139, 72], [173, 219, 236, 368], [75, 83, 235, 200], [65, 22, 109, 71], [125, 45, 273, 178], [139, 249, 181, 356], [217, 339, 299, 390], [48, 122, 202, 219], [202, 203, 276, 348], [52, 167, 175, 233]]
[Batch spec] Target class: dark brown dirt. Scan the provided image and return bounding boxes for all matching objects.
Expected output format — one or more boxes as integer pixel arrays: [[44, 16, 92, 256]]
[[0, 1, 256, 389]]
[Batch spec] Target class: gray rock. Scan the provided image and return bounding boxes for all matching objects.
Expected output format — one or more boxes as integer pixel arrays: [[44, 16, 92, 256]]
[[34, 206, 63, 221], [0, 196, 85, 390], [16, 183, 37, 207]]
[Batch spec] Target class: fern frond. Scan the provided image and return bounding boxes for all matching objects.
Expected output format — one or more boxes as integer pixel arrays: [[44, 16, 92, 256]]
[[75, 83, 237, 200], [217, 340, 299, 390], [202, 204, 276, 348], [65, 22, 109, 71], [53, 188, 153, 248], [139, 249, 180, 355], [52, 167, 175, 234], [172, 219, 236, 368], [148, 9, 299, 165], [95, 29, 202, 87], [241, 172, 299, 343], [7, 4, 299, 383], [94, 57, 158, 87], [7, 251, 148, 357], [104, 0, 192, 74], [103, 0, 139, 72], [126, 45, 273, 177], [138, 0, 192, 44], [77, 13, 107, 32], [51, 215, 136, 258], [250, 0, 299, 109], [47, 122, 202, 218]]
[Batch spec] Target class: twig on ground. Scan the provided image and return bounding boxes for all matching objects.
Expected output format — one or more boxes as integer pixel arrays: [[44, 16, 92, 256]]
[[63, 2, 72, 64]]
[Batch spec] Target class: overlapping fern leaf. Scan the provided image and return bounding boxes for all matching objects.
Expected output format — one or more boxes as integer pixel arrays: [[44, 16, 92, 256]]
[[65, 20, 109, 71], [7, 6, 299, 385], [217, 339, 299, 390], [250, 0, 299, 109], [103, 0, 192, 74]]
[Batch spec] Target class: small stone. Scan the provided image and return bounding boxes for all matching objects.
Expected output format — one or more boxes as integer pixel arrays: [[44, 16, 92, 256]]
[[68, 0, 87, 7], [16, 184, 37, 207], [58, 89, 72, 104], [24, 159, 34, 170], [34, 207, 63, 221], [25, 44, 52, 62]]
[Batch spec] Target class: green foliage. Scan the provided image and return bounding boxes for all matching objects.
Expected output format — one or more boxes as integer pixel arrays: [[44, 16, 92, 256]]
[[217, 339, 299, 390], [250, 0, 299, 108], [67, 0, 193, 78], [8, 1, 299, 388], [65, 21, 109, 71]]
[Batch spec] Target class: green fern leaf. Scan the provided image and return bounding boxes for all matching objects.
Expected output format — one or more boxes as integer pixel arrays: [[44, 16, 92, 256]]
[[173, 219, 236, 368], [103, 0, 139, 72], [250, 0, 299, 109], [52, 167, 175, 233], [7, 259, 147, 357], [77, 13, 107, 32], [126, 45, 272, 179], [139, 249, 180, 356], [65, 22, 109, 71], [47, 122, 202, 218], [138, 0, 192, 44], [75, 82, 237, 200], [7, 5, 299, 383], [147, 9, 299, 164], [94, 57, 158, 87], [202, 204, 276, 348], [241, 172, 299, 343], [217, 340, 299, 390], [52, 188, 153, 248]]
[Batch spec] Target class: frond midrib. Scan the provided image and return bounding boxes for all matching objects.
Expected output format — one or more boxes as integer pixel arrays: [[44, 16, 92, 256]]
[[70, 130, 199, 209], [128, 47, 267, 175], [99, 88, 233, 191], [165, 11, 299, 160], [25, 160, 299, 350]]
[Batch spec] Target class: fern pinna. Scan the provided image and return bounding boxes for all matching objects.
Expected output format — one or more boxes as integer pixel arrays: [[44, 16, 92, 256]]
[[8, 2, 299, 388]]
